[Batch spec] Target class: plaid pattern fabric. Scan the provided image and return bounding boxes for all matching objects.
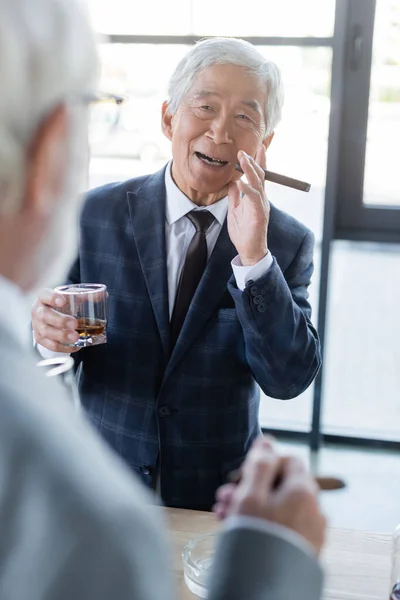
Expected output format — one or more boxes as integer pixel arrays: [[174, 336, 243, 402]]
[[68, 165, 321, 510]]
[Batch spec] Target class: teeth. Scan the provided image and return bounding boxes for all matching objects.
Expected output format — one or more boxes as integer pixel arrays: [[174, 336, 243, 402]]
[[197, 151, 227, 165]]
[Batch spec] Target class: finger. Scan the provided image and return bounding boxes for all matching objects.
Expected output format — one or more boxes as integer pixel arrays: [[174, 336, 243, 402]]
[[238, 443, 281, 499], [250, 434, 276, 452], [215, 483, 236, 503], [228, 181, 240, 211], [36, 322, 80, 345], [282, 455, 309, 478], [37, 338, 81, 354], [237, 179, 259, 202], [278, 456, 311, 488], [255, 144, 267, 170], [237, 159, 269, 214], [246, 153, 266, 184], [213, 483, 236, 520], [251, 163, 267, 200], [212, 501, 229, 520], [229, 436, 276, 484], [33, 304, 78, 331], [37, 288, 66, 308], [238, 151, 264, 193], [274, 456, 317, 499]]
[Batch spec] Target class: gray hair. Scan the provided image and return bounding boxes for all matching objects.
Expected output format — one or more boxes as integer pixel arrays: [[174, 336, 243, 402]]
[[0, 0, 98, 214], [167, 37, 284, 137]]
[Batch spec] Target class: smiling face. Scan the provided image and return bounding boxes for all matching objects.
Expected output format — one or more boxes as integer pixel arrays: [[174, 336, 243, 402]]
[[162, 63, 273, 205]]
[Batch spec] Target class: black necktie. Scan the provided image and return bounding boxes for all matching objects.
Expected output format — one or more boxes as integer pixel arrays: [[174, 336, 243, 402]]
[[170, 210, 215, 346]]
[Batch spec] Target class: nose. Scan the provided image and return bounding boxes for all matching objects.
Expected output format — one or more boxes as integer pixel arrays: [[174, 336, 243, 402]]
[[206, 113, 233, 145]]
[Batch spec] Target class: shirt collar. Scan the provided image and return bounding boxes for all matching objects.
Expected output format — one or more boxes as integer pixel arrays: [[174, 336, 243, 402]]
[[0, 274, 31, 350], [165, 161, 228, 226]]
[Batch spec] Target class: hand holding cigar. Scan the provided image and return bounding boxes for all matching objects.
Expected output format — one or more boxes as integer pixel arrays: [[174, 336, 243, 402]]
[[232, 162, 311, 192], [228, 467, 345, 491], [214, 437, 329, 555]]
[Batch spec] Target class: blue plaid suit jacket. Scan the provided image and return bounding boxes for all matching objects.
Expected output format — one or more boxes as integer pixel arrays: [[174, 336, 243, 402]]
[[68, 165, 321, 509]]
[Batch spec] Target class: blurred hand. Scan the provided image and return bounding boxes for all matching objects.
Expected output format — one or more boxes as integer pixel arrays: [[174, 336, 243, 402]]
[[32, 288, 81, 353], [214, 436, 327, 556], [227, 146, 270, 267]]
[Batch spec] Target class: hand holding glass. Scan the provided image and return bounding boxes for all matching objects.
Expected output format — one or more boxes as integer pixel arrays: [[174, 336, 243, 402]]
[[54, 284, 107, 347]]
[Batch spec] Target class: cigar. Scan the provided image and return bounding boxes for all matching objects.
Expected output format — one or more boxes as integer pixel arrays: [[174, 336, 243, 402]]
[[228, 468, 345, 491], [233, 162, 311, 193]]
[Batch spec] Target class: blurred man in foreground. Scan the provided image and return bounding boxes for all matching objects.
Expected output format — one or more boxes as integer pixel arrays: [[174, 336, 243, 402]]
[[0, 0, 325, 598]]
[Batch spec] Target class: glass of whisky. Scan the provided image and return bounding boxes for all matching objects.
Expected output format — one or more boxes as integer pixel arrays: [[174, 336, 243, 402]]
[[54, 283, 107, 348]]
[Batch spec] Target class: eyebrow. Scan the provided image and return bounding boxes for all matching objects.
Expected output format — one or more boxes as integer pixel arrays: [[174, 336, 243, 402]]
[[239, 99, 263, 116], [192, 91, 263, 116]]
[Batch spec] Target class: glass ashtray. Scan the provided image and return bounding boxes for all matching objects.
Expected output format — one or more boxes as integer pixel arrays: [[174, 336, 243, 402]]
[[182, 533, 217, 598]]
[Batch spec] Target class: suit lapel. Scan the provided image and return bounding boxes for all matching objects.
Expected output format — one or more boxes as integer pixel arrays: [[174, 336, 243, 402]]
[[164, 219, 237, 382], [127, 168, 170, 358]]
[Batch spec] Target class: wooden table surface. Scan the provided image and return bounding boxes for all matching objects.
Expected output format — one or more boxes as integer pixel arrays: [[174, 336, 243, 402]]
[[165, 507, 392, 600]]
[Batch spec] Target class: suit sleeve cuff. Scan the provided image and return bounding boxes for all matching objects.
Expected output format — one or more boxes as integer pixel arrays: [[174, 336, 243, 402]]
[[231, 252, 273, 291], [223, 514, 317, 559]]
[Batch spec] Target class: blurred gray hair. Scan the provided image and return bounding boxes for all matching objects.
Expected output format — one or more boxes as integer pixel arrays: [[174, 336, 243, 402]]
[[167, 37, 284, 137], [0, 0, 98, 215]]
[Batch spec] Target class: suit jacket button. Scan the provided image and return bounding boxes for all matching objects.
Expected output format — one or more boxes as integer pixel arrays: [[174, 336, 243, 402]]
[[140, 465, 151, 476], [158, 405, 171, 417], [253, 294, 263, 305], [257, 302, 267, 313], [250, 285, 259, 296]]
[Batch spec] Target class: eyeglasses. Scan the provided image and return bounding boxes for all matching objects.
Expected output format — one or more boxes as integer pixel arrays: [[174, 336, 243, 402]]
[[84, 92, 126, 106]]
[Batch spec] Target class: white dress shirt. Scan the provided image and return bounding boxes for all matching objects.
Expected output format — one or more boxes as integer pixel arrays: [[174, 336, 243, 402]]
[[164, 161, 272, 316]]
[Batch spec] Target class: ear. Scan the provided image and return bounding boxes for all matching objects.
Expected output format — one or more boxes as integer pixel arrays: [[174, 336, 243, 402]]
[[24, 104, 69, 216], [262, 132, 274, 152], [161, 100, 174, 142]]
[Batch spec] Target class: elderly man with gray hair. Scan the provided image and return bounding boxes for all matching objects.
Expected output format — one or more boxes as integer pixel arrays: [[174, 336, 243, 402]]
[[0, 1, 325, 598], [33, 36, 321, 511]]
